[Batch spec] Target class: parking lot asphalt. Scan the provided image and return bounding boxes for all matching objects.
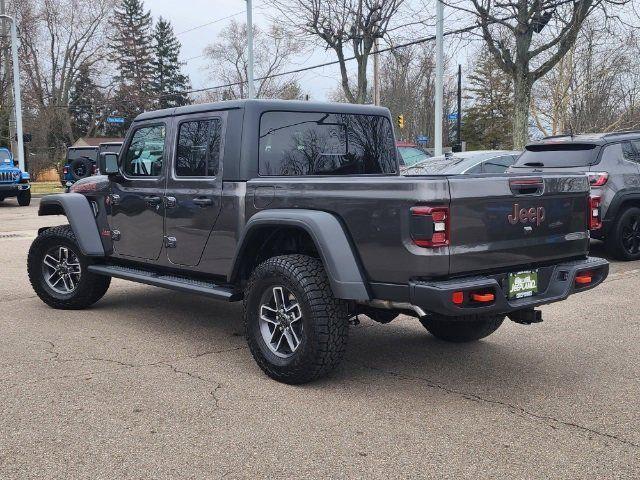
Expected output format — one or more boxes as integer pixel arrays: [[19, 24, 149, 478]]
[[0, 199, 638, 479]]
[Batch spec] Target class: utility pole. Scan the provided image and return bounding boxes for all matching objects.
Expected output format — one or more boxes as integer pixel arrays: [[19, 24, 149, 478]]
[[0, 14, 23, 172], [456, 64, 462, 152], [434, 0, 444, 156], [373, 38, 380, 106], [246, 0, 255, 99], [0, 0, 15, 156]]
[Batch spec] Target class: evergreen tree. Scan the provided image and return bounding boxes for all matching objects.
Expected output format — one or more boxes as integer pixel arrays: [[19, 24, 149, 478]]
[[151, 17, 190, 108], [462, 50, 514, 150], [68, 64, 104, 140], [109, 0, 154, 125]]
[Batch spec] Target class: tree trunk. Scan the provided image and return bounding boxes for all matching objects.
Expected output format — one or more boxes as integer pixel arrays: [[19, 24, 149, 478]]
[[512, 71, 532, 149]]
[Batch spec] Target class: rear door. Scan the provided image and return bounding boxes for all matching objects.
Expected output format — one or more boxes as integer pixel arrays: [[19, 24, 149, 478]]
[[447, 174, 590, 275], [164, 112, 225, 266]]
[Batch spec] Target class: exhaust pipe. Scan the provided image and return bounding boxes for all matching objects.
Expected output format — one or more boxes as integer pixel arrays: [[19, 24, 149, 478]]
[[358, 300, 426, 318]]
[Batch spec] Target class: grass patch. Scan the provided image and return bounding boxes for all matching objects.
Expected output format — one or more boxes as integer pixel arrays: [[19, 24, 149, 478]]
[[31, 182, 64, 195]]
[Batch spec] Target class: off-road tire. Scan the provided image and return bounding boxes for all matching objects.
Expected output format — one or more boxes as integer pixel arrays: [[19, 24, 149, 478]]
[[27, 225, 110, 309], [17, 189, 31, 206], [244, 254, 349, 384], [605, 206, 640, 261], [69, 157, 93, 181], [419, 314, 504, 342]]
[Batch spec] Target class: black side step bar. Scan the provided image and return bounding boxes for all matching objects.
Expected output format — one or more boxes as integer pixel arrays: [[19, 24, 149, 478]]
[[88, 264, 240, 301]]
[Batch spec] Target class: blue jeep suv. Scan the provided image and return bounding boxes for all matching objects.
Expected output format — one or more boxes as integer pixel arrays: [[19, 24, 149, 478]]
[[0, 147, 31, 206]]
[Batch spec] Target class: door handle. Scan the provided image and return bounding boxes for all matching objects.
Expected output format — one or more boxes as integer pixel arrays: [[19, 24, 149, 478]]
[[193, 197, 213, 207], [143, 195, 162, 206]]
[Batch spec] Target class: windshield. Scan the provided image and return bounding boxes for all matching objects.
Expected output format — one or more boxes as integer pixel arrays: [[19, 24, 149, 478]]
[[513, 143, 598, 168], [100, 144, 122, 154], [0, 150, 11, 163], [67, 148, 98, 162], [397, 146, 431, 167]]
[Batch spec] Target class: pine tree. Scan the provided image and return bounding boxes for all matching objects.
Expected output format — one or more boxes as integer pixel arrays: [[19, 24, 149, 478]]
[[151, 17, 190, 108], [109, 0, 154, 124], [461, 50, 514, 150], [68, 64, 104, 140]]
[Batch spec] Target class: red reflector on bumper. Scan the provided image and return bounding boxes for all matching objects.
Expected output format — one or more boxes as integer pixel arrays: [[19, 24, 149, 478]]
[[452, 291, 464, 305], [575, 274, 592, 285], [471, 292, 494, 303]]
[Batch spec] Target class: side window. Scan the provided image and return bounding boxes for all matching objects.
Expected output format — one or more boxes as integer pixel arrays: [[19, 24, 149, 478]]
[[630, 141, 640, 163], [466, 163, 483, 174], [176, 118, 222, 177], [259, 112, 396, 176], [122, 125, 166, 177], [601, 142, 636, 165]]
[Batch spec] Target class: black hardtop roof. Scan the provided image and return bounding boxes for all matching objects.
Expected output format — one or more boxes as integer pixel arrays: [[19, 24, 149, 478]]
[[528, 130, 640, 148], [68, 146, 98, 151], [134, 99, 392, 122]]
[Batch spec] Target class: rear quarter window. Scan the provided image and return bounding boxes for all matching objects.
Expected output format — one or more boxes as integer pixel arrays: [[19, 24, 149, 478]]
[[259, 111, 397, 176]]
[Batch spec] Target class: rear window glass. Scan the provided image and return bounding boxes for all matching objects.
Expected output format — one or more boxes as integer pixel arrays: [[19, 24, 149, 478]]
[[259, 111, 397, 176], [99, 144, 121, 154], [513, 143, 597, 168], [67, 149, 98, 162]]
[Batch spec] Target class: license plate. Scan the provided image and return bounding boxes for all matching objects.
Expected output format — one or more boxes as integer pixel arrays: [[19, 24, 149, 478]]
[[508, 270, 538, 299]]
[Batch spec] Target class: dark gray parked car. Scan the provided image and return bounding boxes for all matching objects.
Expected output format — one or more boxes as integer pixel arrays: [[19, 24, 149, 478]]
[[510, 132, 640, 260], [28, 100, 608, 383]]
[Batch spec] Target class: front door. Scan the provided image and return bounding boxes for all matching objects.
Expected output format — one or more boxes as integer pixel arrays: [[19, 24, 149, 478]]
[[108, 122, 168, 260], [164, 113, 225, 266]]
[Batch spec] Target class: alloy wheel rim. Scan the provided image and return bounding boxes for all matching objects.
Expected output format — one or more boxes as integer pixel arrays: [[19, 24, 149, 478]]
[[621, 214, 640, 254], [258, 286, 303, 358], [42, 246, 82, 295]]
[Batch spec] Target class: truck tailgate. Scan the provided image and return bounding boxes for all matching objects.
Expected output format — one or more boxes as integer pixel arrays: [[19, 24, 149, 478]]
[[447, 174, 590, 275]]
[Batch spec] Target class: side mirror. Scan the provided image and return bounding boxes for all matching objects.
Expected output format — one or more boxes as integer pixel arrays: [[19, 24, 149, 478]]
[[99, 152, 119, 175]]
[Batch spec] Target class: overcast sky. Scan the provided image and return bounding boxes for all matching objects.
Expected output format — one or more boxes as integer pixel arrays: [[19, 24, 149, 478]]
[[145, 0, 467, 101]]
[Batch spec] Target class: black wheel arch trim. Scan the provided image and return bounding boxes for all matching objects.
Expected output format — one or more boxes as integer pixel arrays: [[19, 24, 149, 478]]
[[604, 189, 640, 225], [230, 209, 370, 301], [38, 193, 104, 256]]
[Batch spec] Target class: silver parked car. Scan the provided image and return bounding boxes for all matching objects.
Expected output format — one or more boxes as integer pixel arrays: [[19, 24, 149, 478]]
[[402, 150, 521, 176]]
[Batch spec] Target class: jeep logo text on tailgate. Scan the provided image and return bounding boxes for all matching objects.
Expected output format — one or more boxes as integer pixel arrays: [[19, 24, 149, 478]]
[[508, 204, 546, 226]]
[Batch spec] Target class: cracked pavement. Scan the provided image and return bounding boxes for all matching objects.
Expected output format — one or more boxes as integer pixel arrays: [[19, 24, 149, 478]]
[[0, 200, 638, 479]]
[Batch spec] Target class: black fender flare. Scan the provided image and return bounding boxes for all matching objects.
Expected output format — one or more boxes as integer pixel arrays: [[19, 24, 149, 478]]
[[38, 193, 105, 256], [230, 209, 370, 301]]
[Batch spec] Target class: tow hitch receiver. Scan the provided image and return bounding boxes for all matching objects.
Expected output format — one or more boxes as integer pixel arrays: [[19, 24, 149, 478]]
[[508, 309, 543, 325]]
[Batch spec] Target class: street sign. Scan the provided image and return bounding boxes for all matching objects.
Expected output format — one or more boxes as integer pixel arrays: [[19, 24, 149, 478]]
[[106, 117, 125, 124], [447, 113, 458, 121], [416, 135, 429, 145]]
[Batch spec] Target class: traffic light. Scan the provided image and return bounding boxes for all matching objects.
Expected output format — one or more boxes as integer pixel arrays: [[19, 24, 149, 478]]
[[397, 114, 405, 129]]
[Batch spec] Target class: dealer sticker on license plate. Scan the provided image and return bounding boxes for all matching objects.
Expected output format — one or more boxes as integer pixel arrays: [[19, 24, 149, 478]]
[[508, 270, 538, 299]]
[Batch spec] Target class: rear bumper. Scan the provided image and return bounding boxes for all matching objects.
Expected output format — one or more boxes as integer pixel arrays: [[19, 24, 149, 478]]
[[379, 257, 608, 317]]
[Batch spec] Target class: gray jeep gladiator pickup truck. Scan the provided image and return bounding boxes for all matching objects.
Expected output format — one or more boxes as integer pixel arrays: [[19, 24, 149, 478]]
[[27, 100, 609, 383]]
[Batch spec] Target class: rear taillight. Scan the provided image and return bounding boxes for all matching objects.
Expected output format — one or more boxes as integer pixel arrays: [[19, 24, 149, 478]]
[[91, 164, 98, 175], [410, 206, 449, 247], [589, 195, 602, 230], [588, 172, 608, 187], [63, 166, 69, 175]]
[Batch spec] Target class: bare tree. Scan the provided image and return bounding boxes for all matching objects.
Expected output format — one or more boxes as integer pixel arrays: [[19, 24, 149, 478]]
[[15, 0, 113, 173], [446, 0, 630, 148], [202, 20, 304, 100], [532, 16, 640, 136], [269, 0, 406, 104]]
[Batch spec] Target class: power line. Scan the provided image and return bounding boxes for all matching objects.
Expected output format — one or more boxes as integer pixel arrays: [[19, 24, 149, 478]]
[[47, 0, 579, 110], [175, 2, 262, 36]]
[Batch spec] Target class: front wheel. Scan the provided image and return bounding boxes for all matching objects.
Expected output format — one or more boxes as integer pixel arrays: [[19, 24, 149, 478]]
[[419, 314, 504, 342], [27, 225, 111, 309], [17, 189, 31, 206], [244, 254, 349, 384]]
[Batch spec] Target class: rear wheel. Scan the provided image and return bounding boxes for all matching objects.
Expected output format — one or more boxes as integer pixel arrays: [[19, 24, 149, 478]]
[[17, 189, 31, 206], [244, 254, 349, 384], [27, 225, 111, 309], [606, 206, 640, 261], [418, 314, 504, 342]]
